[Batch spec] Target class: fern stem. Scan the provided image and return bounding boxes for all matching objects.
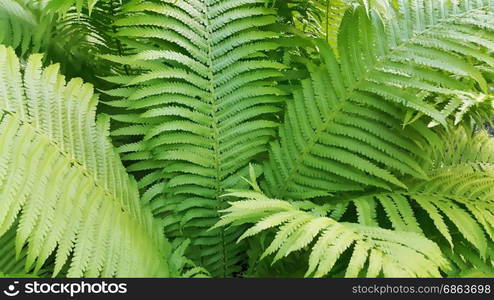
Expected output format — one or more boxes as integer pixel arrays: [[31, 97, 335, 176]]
[[108, 0, 129, 75], [325, 0, 330, 42], [204, 0, 228, 277]]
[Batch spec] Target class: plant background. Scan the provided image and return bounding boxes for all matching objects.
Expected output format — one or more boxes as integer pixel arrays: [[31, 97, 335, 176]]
[[0, 0, 493, 278]]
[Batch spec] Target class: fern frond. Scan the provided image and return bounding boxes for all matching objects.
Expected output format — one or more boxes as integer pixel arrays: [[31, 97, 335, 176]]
[[104, 0, 284, 276], [347, 129, 494, 265], [264, 0, 494, 200], [368, 0, 494, 123], [216, 190, 449, 278], [264, 51, 435, 199], [0, 46, 169, 277], [414, 129, 494, 249]]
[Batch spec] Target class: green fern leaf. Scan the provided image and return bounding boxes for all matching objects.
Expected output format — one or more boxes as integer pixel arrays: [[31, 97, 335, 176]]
[[264, 0, 494, 200], [104, 0, 285, 276], [0, 46, 169, 277], [345, 129, 494, 264], [216, 190, 449, 278]]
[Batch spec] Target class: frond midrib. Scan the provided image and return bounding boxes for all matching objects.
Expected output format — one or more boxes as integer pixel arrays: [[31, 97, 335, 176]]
[[203, 1, 228, 277]]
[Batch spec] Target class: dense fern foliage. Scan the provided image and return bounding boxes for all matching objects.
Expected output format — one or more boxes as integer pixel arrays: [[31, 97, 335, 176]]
[[0, 0, 124, 84], [0, 0, 493, 278]]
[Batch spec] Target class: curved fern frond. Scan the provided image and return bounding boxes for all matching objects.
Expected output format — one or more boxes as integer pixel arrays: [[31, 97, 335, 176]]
[[264, 0, 494, 200], [215, 190, 449, 278], [103, 0, 284, 276], [348, 129, 494, 270], [412, 129, 494, 244], [264, 48, 437, 199], [0, 46, 169, 277]]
